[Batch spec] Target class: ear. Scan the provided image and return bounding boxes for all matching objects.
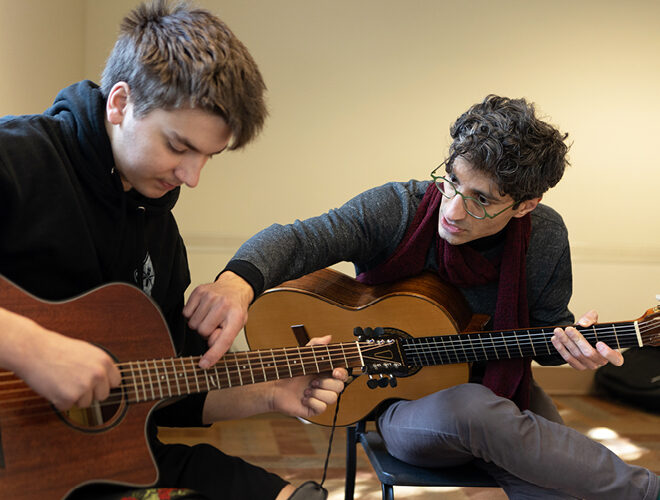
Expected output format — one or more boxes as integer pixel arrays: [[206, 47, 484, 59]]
[[106, 82, 131, 125], [512, 196, 542, 218]]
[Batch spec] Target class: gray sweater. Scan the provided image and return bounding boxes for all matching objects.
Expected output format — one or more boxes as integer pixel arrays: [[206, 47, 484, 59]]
[[227, 180, 574, 363]]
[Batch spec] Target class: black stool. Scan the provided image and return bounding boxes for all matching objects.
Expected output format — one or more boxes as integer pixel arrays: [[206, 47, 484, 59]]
[[345, 420, 498, 500]]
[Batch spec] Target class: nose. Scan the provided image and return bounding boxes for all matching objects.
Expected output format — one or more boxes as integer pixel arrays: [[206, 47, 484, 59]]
[[175, 154, 208, 188], [442, 193, 467, 221]]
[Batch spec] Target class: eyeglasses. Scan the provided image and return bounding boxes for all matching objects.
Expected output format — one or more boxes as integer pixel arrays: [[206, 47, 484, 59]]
[[430, 163, 515, 220]]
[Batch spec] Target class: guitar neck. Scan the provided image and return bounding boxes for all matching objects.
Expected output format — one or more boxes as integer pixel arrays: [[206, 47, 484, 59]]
[[401, 320, 644, 367], [120, 319, 653, 402], [120, 343, 365, 404]]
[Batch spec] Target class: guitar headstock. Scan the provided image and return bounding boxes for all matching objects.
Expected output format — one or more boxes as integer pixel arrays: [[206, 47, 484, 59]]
[[354, 327, 407, 376], [639, 305, 660, 347]]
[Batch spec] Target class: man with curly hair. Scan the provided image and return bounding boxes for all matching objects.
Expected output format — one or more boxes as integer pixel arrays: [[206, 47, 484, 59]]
[[200, 95, 659, 499], [0, 1, 345, 499]]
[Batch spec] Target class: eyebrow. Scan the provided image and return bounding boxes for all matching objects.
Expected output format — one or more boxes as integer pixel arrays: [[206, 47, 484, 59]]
[[170, 131, 227, 156], [449, 172, 501, 203]]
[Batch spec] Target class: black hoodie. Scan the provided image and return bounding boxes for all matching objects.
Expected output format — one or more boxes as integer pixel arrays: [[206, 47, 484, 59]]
[[0, 80, 207, 427]]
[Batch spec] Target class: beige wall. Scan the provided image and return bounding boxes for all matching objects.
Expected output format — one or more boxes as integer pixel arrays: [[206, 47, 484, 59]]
[[5, 0, 660, 325], [0, 0, 85, 114]]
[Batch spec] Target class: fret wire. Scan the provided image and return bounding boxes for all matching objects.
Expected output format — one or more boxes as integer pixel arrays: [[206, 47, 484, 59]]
[[443, 337, 453, 364], [150, 361, 160, 396], [474, 334, 486, 361], [456, 334, 469, 363], [212, 365, 222, 389], [234, 354, 244, 386], [136, 360, 148, 402], [202, 362, 211, 391], [178, 358, 190, 394], [339, 343, 350, 367], [420, 339, 436, 366], [500, 332, 511, 359], [171, 358, 181, 395], [223, 357, 233, 387], [297, 346, 306, 375], [257, 350, 267, 382], [543, 329, 553, 355], [152, 359, 163, 398], [511, 330, 523, 358], [467, 334, 478, 363], [284, 348, 293, 378], [435, 336, 449, 365], [160, 359, 171, 397], [190, 357, 201, 393], [488, 333, 499, 360], [129, 362, 140, 403], [245, 352, 255, 384], [310, 346, 320, 373], [447, 336, 460, 364], [143, 361, 155, 400], [527, 330, 538, 356], [418, 338, 430, 365], [612, 324, 621, 349], [325, 344, 334, 370], [270, 348, 281, 380]]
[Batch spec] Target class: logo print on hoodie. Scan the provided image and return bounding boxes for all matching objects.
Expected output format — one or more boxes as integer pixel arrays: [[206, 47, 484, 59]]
[[135, 252, 155, 296]]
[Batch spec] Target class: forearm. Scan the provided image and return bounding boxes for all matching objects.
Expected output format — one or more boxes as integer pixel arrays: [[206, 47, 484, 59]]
[[226, 181, 422, 295], [0, 306, 40, 373], [0, 306, 121, 409], [229, 213, 371, 294], [201, 382, 275, 424]]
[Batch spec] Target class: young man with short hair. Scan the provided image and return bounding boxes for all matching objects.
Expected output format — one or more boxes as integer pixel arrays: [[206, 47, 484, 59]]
[[0, 2, 345, 499]]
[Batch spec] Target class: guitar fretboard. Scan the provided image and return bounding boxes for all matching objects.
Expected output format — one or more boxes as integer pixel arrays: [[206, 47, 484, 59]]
[[401, 321, 644, 366], [119, 344, 364, 404]]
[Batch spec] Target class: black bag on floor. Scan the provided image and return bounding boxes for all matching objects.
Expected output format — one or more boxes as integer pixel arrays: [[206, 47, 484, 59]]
[[595, 347, 660, 413]]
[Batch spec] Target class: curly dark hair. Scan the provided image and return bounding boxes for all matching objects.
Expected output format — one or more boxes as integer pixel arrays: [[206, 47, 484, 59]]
[[446, 95, 570, 203]]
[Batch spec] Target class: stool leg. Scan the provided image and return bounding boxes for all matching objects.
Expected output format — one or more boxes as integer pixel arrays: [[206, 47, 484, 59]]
[[345, 426, 357, 500], [381, 483, 394, 500]]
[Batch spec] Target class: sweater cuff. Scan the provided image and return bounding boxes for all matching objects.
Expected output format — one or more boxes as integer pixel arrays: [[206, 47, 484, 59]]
[[219, 259, 265, 300]]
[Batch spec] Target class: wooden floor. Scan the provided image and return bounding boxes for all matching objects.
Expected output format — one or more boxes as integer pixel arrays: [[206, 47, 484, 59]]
[[159, 394, 659, 499]]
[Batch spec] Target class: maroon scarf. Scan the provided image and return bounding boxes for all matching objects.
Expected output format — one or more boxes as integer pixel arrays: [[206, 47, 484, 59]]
[[357, 184, 533, 409]]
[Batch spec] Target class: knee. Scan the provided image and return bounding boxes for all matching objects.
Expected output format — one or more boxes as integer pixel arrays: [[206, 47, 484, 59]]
[[431, 383, 514, 428]]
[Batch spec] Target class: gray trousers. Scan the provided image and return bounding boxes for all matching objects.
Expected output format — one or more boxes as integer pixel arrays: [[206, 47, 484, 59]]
[[377, 382, 659, 499]]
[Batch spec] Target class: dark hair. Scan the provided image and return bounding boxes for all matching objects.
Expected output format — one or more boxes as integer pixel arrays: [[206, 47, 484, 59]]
[[447, 94, 570, 202], [100, 0, 267, 150]]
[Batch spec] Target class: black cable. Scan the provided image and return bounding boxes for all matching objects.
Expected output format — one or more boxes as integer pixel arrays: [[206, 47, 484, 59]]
[[319, 390, 342, 488]]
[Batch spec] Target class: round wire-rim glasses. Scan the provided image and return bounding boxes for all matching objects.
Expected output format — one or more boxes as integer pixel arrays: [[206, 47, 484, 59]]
[[430, 163, 515, 220]]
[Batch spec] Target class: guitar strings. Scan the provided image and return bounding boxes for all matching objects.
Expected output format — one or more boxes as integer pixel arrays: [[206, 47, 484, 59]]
[[403, 326, 652, 363], [0, 321, 657, 421], [0, 320, 656, 396], [0, 322, 656, 395], [0, 346, 367, 420]]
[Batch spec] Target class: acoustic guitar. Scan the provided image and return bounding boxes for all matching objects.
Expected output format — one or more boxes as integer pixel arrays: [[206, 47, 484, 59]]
[[245, 268, 660, 426], [0, 275, 381, 499]]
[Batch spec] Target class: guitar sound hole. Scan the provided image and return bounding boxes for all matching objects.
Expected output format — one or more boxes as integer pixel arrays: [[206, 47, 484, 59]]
[[58, 387, 127, 433]]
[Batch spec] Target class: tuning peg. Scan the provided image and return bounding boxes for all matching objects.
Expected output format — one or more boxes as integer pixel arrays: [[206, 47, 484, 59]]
[[374, 327, 385, 337], [366, 375, 378, 389], [353, 327, 364, 337], [389, 375, 398, 388], [377, 375, 389, 388]]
